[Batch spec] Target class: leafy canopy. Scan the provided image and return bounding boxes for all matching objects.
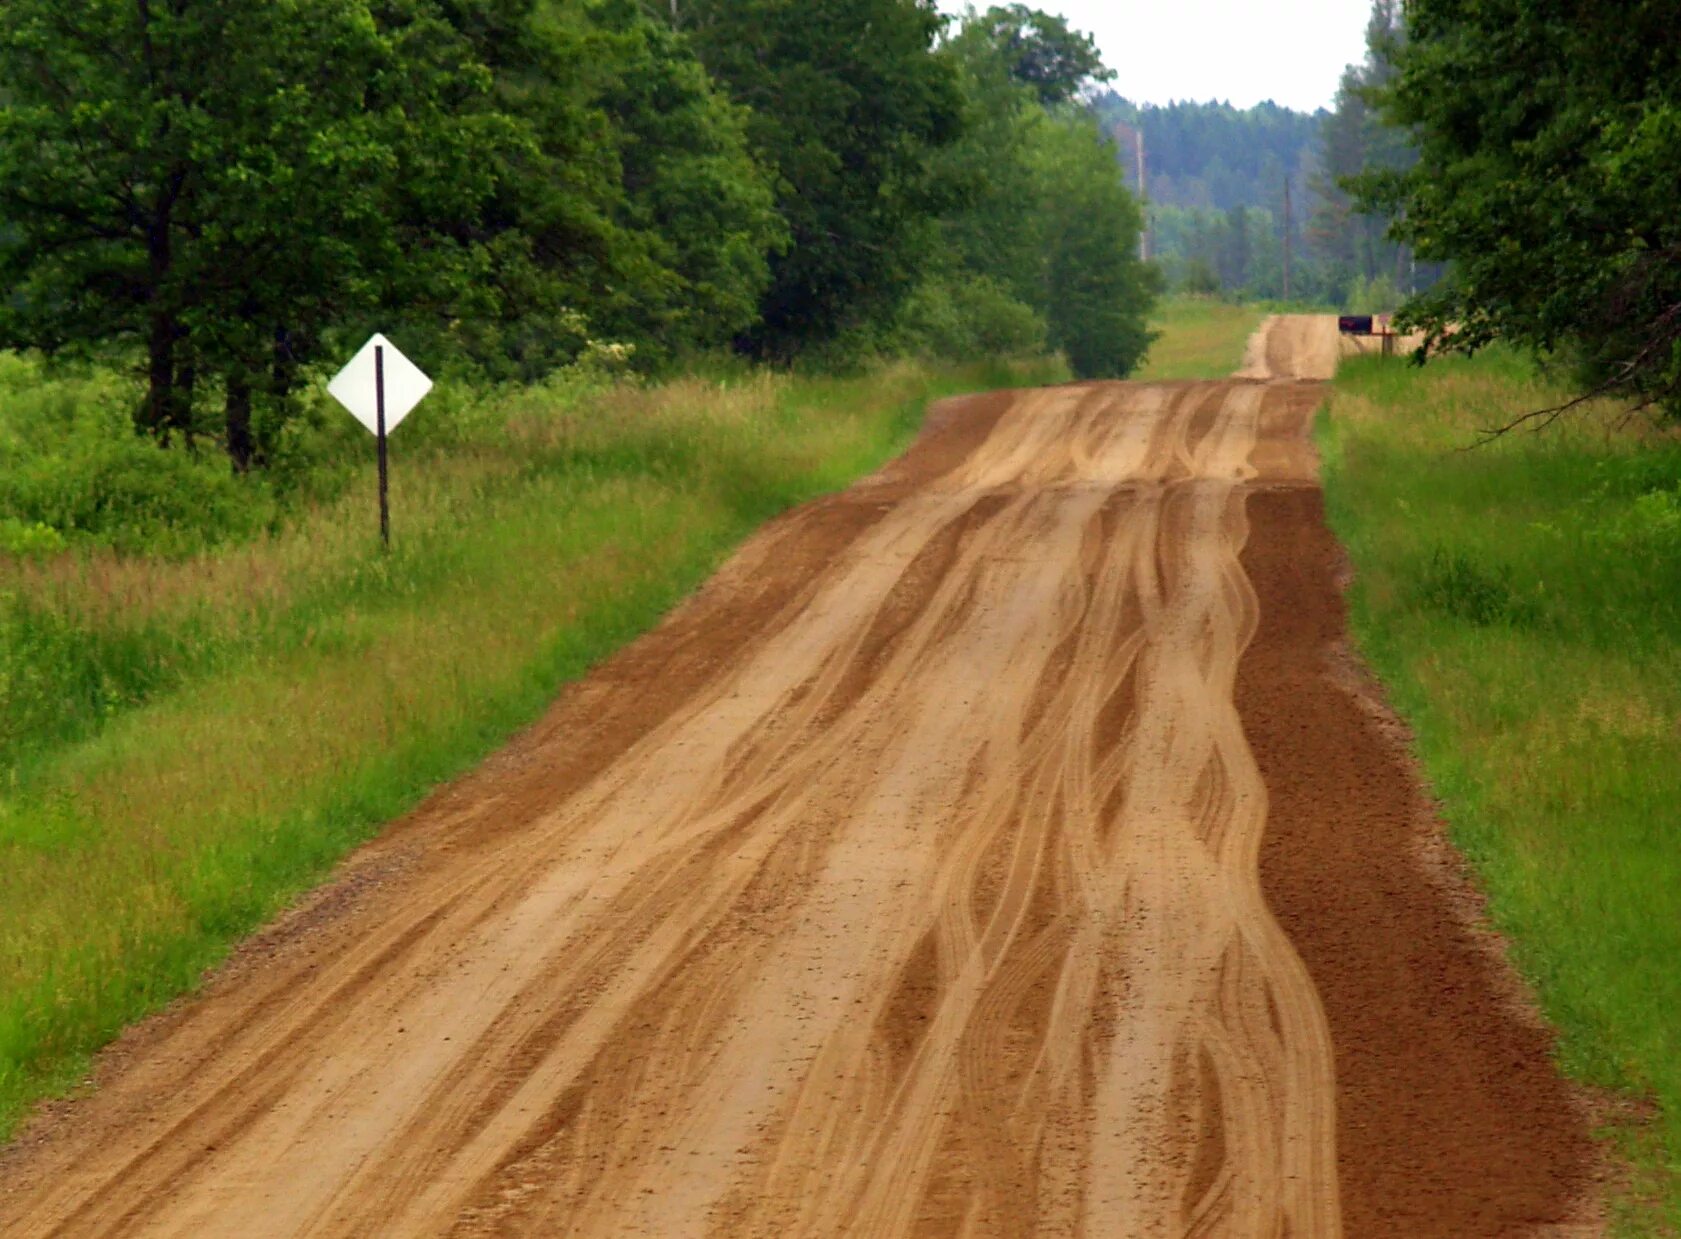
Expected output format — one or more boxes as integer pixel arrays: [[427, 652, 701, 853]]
[[899, 6, 1157, 378], [0, 0, 528, 460], [1356, 0, 1681, 417], [971, 4, 1112, 107], [672, 0, 967, 357], [0, 0, 784, 467]]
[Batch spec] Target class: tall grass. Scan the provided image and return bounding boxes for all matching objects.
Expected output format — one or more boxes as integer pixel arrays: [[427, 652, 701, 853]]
[[1321, 349, 1681, 1233], [0, 355, 1060, 1140], [1133, 296, 1269, 380]]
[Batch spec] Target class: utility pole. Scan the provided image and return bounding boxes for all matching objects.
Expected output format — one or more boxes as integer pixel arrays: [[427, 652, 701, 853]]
[[1402, 206, 1417, 294], [1135, 128, 1149, 263], [1282, 172, 1293, 302]]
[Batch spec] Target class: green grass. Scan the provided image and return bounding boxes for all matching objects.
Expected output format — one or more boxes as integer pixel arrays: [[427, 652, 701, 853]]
[[1320, 349, 1681, 1233], [0, 355, 1061, 1141], [1133, 295, 1270, 380]]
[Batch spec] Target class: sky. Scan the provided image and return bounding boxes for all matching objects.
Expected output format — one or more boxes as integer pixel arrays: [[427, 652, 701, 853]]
[[936, 0, 1372, 114]]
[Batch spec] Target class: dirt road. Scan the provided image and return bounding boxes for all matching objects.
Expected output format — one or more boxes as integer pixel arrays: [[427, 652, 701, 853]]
[[0, 317, 1596, 1236]]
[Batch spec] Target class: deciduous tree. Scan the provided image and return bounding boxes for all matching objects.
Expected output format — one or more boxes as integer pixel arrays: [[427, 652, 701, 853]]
[[0, 0, 526, 467], [672, 0, 966, 356], [905, 9, 1156, 378], [1356, 0, 1681, 418], [969, 3, 1111, 107]]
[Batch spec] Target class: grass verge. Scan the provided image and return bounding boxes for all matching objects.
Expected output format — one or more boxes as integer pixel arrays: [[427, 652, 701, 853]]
[[1320, 348, 1681, 1234], [1134, 295, 1270, 380], [0, 356, 1060, 1141]]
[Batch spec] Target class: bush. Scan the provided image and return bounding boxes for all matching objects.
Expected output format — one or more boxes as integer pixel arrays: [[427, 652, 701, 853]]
[[1179, 259, 1221, 296], [0, 518, 66, 557], [1, 436, 276, 556], [0, 352, 276, 556], [1413, 547, 1539, 627], [895, 273, 1047, 362], [1344, 273, 1404, 315]]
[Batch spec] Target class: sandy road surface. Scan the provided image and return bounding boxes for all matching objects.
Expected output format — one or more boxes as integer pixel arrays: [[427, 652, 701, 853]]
[[0, 318, 1597, 1237]]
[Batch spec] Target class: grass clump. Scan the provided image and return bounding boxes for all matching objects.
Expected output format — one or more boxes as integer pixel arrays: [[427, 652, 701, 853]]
[[1413, 548, 1541, 628], [1320, 347, 1681, 1233], [0, 353, 1061, 1141], [1133, 295, 1270, 380]]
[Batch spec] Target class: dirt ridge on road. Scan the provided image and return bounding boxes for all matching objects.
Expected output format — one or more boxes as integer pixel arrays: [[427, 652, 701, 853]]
[[0, 317, 1598, 1237]]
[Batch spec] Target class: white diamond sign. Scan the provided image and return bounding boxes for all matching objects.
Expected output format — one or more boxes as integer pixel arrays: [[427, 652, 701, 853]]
[[327, 333, 432, 435]]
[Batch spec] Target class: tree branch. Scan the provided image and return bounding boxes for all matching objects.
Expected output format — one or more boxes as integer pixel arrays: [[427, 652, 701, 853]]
[[1464, 300, 1681, 446]]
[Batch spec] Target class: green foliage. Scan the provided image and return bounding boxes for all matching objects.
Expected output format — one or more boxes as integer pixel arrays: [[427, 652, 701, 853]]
[[674, 0, 966, 357], [1307, 2, 1428, 307], [2, 437, 274, 556], [909, 10, 1156, 377], [1092, 7, 1438, 309], [0, 0, 789, 463], [441, 0, 783, 379], [0, 0, 531, 467], [895, 273, 1046, 362], [1356, 0, 1681, 417], [1413, 548, 1537, 628], [1094, 93, 1321, 214], [1094, 92, 1332, 301], [0, 353, 274, 555], [0, 0, 1065, 464], [1035, 116, 1160, 378], [1133, 296, 1268, 381], [1178, 258, 1222, 296], [1343, 272, 1403, 314], [576, 2, 783, 362], [0, 520, 64, 559], [969, 4, 1112, 106]]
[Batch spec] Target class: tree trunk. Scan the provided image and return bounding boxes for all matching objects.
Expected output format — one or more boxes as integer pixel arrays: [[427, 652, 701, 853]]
[[226, 372, 255, 473], [271, 326, 295, 405], [174, 329, 198, 449], [140, 309, 177, 440], [139, 164, 188, 442]]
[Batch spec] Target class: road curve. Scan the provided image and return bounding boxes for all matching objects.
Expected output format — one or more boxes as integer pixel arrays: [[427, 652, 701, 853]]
[[0, 317, 1597, 1237]]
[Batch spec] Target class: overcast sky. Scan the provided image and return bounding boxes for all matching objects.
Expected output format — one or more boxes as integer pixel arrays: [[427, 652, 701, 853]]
[[936, 0, 1371, 113]]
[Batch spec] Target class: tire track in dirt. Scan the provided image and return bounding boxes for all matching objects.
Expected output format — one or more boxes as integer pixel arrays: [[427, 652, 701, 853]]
[[1235, 314, 1343, 382], [0, 317, 1597, 1237]]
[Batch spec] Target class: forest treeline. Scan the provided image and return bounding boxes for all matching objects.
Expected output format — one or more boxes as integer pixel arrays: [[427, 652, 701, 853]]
[[1095, 1, 1430, 310], [1106, 0, 1681, 420], [0, 0, 1154, 472]]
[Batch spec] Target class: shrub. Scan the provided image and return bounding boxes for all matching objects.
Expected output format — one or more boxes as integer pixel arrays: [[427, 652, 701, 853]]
[[1414, 547, 1538, 627], [0, 436, 275, 556], [1344, 273, 1404, 315], [0, 518, 65, 557], [895, 273, 1047, 362], [1179, 259, 1221, 296]]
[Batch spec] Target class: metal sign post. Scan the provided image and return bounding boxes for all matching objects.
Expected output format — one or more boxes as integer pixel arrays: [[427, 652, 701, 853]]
[[327, 333, 432, 549], [375, 344, 389, 547]]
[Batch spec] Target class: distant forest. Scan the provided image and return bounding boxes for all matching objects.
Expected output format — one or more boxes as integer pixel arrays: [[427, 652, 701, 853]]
[[1095, 96, 1319, 215], [1092, 1, 1436, 310]]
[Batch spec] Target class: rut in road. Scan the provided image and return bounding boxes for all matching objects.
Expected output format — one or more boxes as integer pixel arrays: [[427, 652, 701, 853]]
[[4, 321, 1347, 1236]]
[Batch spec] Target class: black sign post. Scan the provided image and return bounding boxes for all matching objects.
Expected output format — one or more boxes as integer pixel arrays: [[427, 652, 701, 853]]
[[375, 344, 390, 549]]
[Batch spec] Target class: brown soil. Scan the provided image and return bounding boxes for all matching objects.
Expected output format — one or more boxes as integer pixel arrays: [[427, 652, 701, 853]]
[[0, 319, 1601, 1237], [1241, 484, 1601, 1237]]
